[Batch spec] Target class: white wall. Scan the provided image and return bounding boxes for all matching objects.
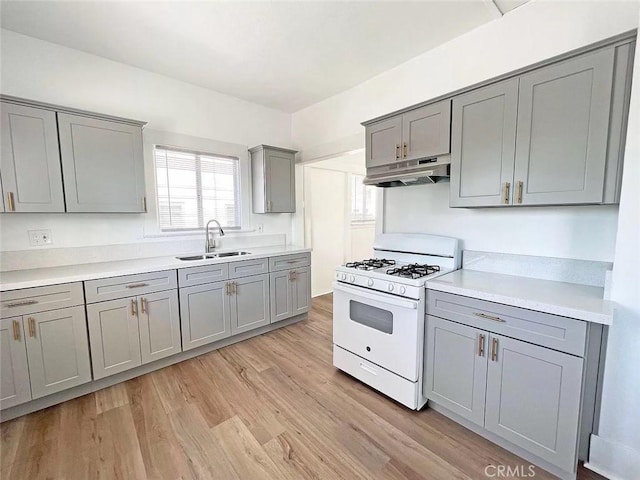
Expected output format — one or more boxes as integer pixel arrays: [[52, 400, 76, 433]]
[[587, 9, 640, 479], [0, 29, 294, 255], [291, 0, 640, 263]]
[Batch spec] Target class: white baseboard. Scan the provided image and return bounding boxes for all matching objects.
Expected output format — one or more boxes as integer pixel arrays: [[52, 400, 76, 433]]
[[586, 434, 640, 480]]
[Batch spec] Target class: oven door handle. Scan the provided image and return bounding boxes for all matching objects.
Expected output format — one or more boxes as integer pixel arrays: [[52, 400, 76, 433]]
[[333, 282, 418, 310]]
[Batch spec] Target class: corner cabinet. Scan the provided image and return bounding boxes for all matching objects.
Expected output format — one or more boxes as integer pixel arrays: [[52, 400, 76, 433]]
[[450, 40, 634, 207], [425, 290, 602, 479], [0, 102, 65, 212], [365, 100, 451, 169], [0, 96, 147, 214], [250, 145, 297, 213]]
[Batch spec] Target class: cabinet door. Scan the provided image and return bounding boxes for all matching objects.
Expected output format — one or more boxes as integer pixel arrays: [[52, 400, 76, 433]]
[[514, 48, 615, 205], [485, 335, 583, 472], [270, 271, 294, 323], [87, 298, 142, 379], [450, 79, 518, 207], [229, 274, 270, 335], [179, 281, 231, 351], [57, 113, 145, 213], [0, 317, 31, 409], [402, 101, 451, 161], [366, 116, 403, 168], [138, 290, 181, 365], [424, 316, 487, 426], [292, 266, 311, 316], [265, 149, 295, 213], [25, 306, 92, 398], [0, 102, 65, 212]]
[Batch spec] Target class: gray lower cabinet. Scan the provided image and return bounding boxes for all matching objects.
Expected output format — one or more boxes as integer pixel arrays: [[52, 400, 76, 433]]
[[25, 306, 92, 398], [229, 274, 270, 335], [180, 281, 231, 351], [0, 317, 31, 409], [87, 297, 143, 379], [450, 79, 518, 207], [485, 334, 583, 473], [87, 291, 181, 379], [269, 266, 311, 323], [250, 145, 297, 213], [425, 316, 487, 426], [57, 113, 146, 213], [0, 102, 65, 212]]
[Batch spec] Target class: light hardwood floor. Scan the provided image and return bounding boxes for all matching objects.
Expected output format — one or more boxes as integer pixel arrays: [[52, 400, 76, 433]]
[[1, 294, 605, 480]]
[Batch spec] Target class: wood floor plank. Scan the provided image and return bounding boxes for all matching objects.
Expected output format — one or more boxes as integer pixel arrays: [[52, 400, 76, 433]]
[[0, 293, 605, 480]]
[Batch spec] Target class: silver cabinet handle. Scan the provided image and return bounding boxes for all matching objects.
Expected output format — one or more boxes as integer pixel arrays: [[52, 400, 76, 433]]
[[491, 338, 499, 362], [478, 334, 485, 357], [474, 312, 505, 323], [28, 317, 35, 338], [126, 283, 149, 289], [12, 320, 20, 341], [140, 298, 147, 314], [395, 144, 400, 160], [6, 299, 38, 308], [131, 298, 137, 316], [402, 143, 407, 159], [502, 182, 510, 205], [7, 192, 16, 211], [516, 181, 524, 204]]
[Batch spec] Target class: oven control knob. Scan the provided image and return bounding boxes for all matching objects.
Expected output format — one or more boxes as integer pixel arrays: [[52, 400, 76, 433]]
[[349, 275, 355, 283], [387, 283, 394, 292], [399, 286, 406, 295], [340, 273, 346, 281], [367, 279, 374, 287]]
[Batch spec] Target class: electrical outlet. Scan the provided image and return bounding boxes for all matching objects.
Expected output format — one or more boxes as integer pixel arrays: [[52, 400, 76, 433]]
[[257, 224, 264, 233], [28, 229, 53, 246]]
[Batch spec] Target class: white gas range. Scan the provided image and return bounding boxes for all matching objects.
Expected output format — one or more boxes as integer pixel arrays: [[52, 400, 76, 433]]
[[332, 233, 461, 410]]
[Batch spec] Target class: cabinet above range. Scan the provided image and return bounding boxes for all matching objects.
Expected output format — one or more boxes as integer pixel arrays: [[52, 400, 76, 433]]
[[0, 95, 146, 214]]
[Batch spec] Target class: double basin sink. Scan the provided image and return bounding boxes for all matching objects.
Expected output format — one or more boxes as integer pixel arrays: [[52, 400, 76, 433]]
[[176, 251, 251, 261]]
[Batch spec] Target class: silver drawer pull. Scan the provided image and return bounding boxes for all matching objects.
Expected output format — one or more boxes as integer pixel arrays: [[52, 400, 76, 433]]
[[6, 299, 38, 308], [286, 260, 299, 264], [126, 283, 149, 289], [474, 312, 505, 323]]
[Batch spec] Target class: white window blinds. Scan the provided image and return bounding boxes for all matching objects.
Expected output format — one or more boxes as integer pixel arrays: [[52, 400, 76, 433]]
[[351, 174, 376, 223], [154, 146, 241, 231]]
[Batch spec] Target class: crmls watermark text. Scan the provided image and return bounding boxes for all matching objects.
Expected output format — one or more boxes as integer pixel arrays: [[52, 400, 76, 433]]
[[484, 464, 537, 478]]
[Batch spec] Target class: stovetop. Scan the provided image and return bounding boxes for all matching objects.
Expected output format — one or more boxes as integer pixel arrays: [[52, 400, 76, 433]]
[[386, 263, 441, 279], [344, 258, 396, 271]]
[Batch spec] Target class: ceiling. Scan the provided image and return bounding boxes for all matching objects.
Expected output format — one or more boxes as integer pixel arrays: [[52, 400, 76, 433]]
[[0, 1, 525, 113]]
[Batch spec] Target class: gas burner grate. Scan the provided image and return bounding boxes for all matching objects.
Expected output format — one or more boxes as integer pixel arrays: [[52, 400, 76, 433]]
[[345, 258, 396, 271], [386, 264, 441, 279]]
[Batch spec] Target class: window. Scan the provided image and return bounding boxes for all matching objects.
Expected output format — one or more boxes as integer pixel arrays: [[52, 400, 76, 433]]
[[351, 174, 376, 223], [154, 146, 241, 231]]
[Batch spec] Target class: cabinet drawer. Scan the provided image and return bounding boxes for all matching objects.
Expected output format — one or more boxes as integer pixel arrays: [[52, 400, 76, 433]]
[[427, 290, 587, 356], [85, 270, 177, 303], [269, 253, 311, 272], [1, 282, 84, 318], [178, 263, 229, 287], [228, 258, 269, 279]]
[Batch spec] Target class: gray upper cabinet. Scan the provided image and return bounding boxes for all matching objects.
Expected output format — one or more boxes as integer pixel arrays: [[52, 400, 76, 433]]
[[366, 116, 403, 168], [450, 80, 518, 207], [485, 334, 583, 472], [0, 317, 31, 409], [365, 100, 451, 169], [250, 145, 297, 213], [0, 102, 65, 212], [229, 274, 270, 335], [450, 40, 633, 208], [425, 315, 487, 426], [25, 306, 92, 398], [58, 113, 146, 213], [514, 48, 615, 205]]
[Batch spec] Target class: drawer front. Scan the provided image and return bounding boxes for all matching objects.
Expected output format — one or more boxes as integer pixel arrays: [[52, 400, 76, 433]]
[[85, 270, 177, 303], [427, 290, 587, 356], [1, 283, 84, 318], [178, 263, 229, 288], [228, 258, 269, 279], [269, 253, 311, 272]]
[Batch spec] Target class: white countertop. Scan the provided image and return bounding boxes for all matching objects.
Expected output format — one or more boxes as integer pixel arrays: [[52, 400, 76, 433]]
[[426, 269, 614, 324], [0, 245, 311, 291]]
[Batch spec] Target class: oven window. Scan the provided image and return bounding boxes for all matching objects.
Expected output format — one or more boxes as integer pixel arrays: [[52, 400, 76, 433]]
[[349, 300, 393, 334]]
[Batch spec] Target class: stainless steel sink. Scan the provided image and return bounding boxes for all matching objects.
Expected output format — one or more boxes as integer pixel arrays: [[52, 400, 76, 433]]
[[176, 251, 251, 261]]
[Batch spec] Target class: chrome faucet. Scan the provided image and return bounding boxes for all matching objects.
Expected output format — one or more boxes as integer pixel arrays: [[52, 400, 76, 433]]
[[205, 219, 225, 252]]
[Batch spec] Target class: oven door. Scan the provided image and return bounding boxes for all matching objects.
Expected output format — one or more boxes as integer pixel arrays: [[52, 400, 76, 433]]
[[333, 282, 423, 381]]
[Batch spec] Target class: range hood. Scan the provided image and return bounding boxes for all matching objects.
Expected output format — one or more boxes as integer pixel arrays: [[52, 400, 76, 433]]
[[363, 157, 450, 188]]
